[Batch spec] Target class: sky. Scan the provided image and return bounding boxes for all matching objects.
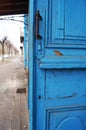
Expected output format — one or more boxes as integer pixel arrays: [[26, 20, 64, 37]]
[[0, 15, 24, 52]]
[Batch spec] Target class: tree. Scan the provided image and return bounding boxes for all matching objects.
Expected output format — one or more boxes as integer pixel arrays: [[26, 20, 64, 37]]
[[6, 40, 19, 56], [0, 36, 7, 61]]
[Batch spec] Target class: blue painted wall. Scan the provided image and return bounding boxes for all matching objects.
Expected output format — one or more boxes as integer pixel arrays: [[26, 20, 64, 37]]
[[24, 14, 28, 69]]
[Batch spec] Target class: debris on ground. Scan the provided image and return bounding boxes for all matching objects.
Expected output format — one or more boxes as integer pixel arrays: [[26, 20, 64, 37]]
[[16, 88, 26, 94], [24, 125, 28, 129]]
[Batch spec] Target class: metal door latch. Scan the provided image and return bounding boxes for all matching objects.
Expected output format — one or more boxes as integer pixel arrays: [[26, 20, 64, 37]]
[[36, 10, 42, 39]]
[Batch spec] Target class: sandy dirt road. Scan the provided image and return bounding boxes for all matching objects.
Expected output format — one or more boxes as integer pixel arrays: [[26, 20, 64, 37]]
[[0, 56, 29, 130]]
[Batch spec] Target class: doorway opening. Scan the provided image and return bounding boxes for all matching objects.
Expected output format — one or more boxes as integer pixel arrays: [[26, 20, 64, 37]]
[[0, 1, 29, 129], [0, 13, 29, 130]]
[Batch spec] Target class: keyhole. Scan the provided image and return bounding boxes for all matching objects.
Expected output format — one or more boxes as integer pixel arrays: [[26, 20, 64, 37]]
[[38, 95, 41, 99]]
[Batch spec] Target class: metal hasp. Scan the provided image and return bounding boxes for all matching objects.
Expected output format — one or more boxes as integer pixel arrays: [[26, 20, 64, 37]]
[[36, 10, 42, 39]]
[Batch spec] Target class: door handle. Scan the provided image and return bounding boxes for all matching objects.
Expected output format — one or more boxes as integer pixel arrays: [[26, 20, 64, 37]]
[[36, 10, 42, 39]]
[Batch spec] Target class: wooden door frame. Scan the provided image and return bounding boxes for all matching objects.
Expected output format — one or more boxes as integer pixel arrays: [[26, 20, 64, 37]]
[[29, 0, 35, 130]]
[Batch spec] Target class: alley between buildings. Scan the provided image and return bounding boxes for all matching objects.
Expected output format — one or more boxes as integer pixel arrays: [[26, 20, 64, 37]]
[[0, 56, 29, 130]]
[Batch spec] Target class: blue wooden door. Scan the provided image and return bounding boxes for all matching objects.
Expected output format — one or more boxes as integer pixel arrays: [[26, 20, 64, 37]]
[[29, 0, 86, 130]]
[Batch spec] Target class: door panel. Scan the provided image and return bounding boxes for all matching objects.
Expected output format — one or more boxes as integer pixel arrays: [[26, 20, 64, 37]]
[[45, 69, 86, 100], [47, 0, 64, 43], [65, 0, 86, 38], [47, 0, 65, 42], [47, 108, 86, 130], [46, 0, 86, 47], [32, 0, 86, 130]]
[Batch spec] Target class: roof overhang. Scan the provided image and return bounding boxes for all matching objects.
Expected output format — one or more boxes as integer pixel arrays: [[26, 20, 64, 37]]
[[0, 0, 28, 15]]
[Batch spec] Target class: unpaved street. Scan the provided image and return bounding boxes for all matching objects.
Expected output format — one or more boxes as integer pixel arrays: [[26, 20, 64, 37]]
[[0, 56, 29, 130]]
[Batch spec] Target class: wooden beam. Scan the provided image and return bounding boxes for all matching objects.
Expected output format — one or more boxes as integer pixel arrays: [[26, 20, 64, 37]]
[[0, 0, 28, 15]]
